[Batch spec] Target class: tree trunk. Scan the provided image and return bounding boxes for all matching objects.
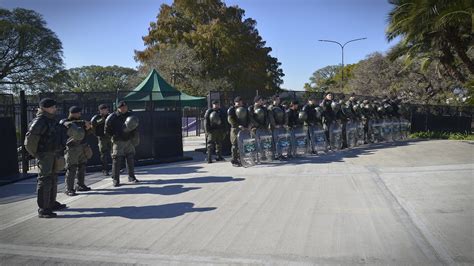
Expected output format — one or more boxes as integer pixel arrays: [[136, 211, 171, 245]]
[[449, 33, 474, 74]]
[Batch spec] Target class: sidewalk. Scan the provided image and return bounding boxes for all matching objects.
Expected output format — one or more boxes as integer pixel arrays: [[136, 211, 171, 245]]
[[0, 139, 472, 265]]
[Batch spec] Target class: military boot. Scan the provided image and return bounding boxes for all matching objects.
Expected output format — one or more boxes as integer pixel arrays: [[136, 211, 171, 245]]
[[112, 156, 121, 187], [206, 149, 213, 164], [126, 155, 139, 183], [101, 155, 109, 176], [75, 164, 91, 191]]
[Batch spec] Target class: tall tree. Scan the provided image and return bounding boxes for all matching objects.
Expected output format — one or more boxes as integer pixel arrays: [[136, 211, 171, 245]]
[[138, 43, 230, 96], [0, 8, 64, 91], [304, 64, 356, 93], [135, 0, 284, 96], [348, 52, 460, 104], [386, 0, 473, 82]]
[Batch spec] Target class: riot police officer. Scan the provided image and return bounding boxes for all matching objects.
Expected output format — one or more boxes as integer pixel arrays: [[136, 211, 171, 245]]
[[268, 95, 286, 159], [25, 98, 67, 218], [91, 104, 111, 176], [268, 95, 286, 130], [249, 95, 273, 130], [320, 92, 335, 141], [204, 100, 227, 164], [302, 96, 317, 127], [105, 101, 140, 187], [285, 100, 301, 128], [61, 106, 93, 196], [227, 96, 250, 167], [302, 96, 318, 153]]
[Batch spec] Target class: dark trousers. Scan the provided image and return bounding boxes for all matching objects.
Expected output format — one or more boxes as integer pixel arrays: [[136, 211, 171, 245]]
[[230, 128, 240, 162], [36, 152, 58, 213], [112, 154, 135, 185], [98, 136, 112, 172], [65, 164, 86, 191]]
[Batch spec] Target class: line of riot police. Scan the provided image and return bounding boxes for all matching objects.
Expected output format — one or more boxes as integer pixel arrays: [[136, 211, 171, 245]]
[[24, 99, 141, 218], [204, 92, 411, 168]]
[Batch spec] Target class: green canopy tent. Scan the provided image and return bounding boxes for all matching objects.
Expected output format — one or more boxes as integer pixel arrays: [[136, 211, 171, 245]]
[[122, 69, 206, 109]]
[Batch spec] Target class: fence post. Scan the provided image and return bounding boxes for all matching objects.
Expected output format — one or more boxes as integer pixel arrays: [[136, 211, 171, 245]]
[[20, 90, 28, 174], [186, 116, 189, 137]]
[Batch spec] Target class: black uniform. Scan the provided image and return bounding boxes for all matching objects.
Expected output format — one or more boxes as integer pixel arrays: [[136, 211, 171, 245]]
[[320, 99, 334, 140], [286, 108, 301, 128], [302, 103, 317, 126]]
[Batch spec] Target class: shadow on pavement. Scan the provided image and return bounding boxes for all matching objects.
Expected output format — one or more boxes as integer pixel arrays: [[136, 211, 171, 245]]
[[283, 140, 422, 165], [134, 165, 205, 175], [86, 185, 201, 196], [60, 202, 217, 219], [139, 176, 245, 185]]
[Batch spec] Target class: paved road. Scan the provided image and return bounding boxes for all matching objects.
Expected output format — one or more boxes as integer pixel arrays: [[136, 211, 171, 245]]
[[0, 139, 472, 265]]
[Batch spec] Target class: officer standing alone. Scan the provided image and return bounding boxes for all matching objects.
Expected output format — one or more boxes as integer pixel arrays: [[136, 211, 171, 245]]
[[25, 98, 67, 218]]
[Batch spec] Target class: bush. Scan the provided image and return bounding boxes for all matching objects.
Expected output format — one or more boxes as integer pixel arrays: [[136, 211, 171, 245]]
[[410, 131, 474, 140]]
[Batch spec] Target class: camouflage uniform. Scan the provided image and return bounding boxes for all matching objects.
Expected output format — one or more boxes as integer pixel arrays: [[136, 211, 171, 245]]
[[204, 108, 227, 162], [105, 110, 139, 186], [61, 117, 93, 193], [25, 110, 65, 215], [227, 105, 250, 164], [91, 113, 112, 174]]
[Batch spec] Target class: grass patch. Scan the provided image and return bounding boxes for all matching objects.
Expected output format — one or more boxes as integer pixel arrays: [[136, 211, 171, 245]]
[[410, 131, 474, 140]]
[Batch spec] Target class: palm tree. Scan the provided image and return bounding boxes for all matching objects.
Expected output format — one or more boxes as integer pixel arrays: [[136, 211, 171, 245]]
[[386, 0, 473, 82]]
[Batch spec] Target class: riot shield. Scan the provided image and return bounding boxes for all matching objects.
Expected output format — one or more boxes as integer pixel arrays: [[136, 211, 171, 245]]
[[273, 127, 292, 158], [291, 125, 310, 157], [356, 120, 365, 146], [370, 119, 382, 143], [391, 117, 401, 141], [381, 118, 393, 142], [237, 129, 258, 167], [400, 118, 411, 139], [345, 120, 357, 148], [310, 124, 328, 154], [329, 122, 343, 151], [256, 128, 274, 163]]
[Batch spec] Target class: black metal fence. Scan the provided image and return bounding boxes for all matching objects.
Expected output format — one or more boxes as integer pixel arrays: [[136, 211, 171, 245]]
[[0, 91, 186, 179], [182, 107, 205, 137], [0, 93, 19, 178]]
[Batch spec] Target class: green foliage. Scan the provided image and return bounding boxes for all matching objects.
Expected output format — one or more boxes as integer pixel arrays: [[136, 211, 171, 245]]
[[347, 52, 462, 104], [386, 0, 474, 82], [135, 0, 284, 96], [305, 64, 356, 94], [0, 8, 64, 92], [410, 131, 474, 140], [49, 65, 139, 92]]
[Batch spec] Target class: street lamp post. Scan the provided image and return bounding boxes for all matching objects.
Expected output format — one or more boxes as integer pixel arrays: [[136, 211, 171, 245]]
[[318, 37, 367, 89]]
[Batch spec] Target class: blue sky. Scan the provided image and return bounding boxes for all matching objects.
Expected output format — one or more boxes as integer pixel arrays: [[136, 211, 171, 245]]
[[1, 0, 397, 91]]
